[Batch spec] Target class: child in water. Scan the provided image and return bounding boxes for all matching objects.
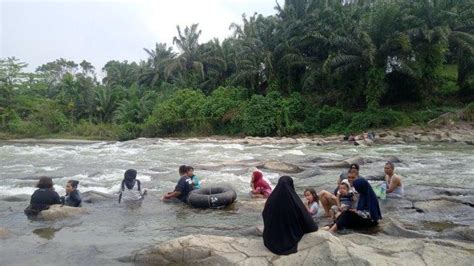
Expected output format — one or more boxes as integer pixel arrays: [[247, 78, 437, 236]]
[[304, 188, 319, 222], [329, 179, 355, 220], [61, 180, 82, 207], [186, 166, 201, 189], [250, 171, 272, 198], [119, 169, 147, 204]]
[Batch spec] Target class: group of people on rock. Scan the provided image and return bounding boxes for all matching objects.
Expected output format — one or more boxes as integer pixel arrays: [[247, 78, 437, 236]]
[[261, 161, 404, 255], [23, 159, 405, 256]]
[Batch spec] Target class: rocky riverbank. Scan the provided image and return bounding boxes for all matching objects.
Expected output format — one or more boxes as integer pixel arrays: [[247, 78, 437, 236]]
[[123, 231, 473, 265]]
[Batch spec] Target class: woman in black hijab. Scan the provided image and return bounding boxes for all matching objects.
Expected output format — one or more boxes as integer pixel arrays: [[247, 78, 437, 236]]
[[262, 176, 318, 255], [328, 178, 382, 233]]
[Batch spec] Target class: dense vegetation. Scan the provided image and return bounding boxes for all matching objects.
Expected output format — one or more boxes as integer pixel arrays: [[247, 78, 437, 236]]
[[1, 0, 473, 140]]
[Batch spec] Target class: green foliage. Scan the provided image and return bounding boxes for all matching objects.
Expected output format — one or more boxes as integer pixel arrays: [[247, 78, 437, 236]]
[[348, 109, 411, 133], [460, 102, 474, 122], [2, 0, 474, 139]]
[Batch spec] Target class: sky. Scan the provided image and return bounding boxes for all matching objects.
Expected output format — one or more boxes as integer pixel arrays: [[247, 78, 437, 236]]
[[1, 0, 278, 72]]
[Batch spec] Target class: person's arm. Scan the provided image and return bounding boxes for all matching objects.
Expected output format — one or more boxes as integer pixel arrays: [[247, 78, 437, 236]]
[[70, 191, 82, 207], [163, 191, 181, 199], [387, 176, 401, 193]]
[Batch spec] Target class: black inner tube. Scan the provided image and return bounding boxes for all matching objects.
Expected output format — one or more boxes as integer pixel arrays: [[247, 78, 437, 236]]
[[188, 187, 237, 209]]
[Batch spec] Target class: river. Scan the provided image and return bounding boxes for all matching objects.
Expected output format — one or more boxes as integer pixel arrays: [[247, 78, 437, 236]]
[[0, 139, 473, 264]]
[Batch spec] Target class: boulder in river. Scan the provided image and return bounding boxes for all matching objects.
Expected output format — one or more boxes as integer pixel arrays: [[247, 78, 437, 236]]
[[257, 161, 304, 174], [0, 227, 10, 239], [38, 205, 87, 220], [125, 231, 474, 265], [82, 191, 116, 203], [319, 156, 366, 168]]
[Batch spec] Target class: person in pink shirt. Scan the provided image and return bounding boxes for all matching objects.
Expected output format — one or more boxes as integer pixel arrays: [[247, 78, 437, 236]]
[[250, 171, 272, 198]]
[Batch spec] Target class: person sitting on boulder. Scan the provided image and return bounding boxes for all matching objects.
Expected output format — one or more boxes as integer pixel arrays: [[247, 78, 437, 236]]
[[384, 161, 404, 197], [61, 180, 82, 207], [250, 170, 272, 198], [162, 165, 194, 202], [327, 178, 382, 233], [304, 188, 319, 222], [24, 177, 61, 216], [186, 166, 201, 189], [119, 169, 147, 204], [329, 180, 355, 220], [263, 176, 318, 255], [318, 164, 360, 217]]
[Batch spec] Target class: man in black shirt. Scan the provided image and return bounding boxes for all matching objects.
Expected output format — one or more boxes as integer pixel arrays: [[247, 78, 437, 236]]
[[162, 165, 194, 203]]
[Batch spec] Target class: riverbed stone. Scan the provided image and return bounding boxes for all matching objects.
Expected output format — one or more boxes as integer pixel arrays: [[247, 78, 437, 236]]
[[82, 191, 116, 203], [257, 161, 304, 174], [127, 231, 474, 265], [38, 205, 87, 220], [0, 227, 10, 238]]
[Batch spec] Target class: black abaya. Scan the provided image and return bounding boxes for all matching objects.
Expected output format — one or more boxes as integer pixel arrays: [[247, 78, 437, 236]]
[[262, 176, 318, 255]]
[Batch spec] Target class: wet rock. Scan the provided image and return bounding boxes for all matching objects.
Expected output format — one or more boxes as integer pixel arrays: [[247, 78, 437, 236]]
[[465, 140, 474, 145], [38, 205, 87, 220], [293, 168, 322, 179], [82, 191, 116, 203], [1, 194, 30, 202], [381, 218, 429, 238], [319, 156, 367, 169], [385, 155, 402, 163], [0, 227, 10, 239], [413, 199, 473, 216], [257, 161, 304, 174], [440, 226, 474, 242], [126, 231, 474, 265]]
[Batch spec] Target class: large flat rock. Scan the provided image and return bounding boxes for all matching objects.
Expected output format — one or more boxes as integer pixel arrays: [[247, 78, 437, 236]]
[[125, 231, 474, 265], [38, 205, 87, 220]]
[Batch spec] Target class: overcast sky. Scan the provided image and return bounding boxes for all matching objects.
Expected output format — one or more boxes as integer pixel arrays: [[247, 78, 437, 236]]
[[1, 0, 278, 72]]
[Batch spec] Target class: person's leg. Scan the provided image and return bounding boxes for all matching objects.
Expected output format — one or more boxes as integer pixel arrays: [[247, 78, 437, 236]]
[[336, 211, 375, 230], [318, 190, 337, 217]]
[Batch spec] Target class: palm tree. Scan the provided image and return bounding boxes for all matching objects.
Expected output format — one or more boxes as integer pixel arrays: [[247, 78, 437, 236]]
[[139, 43, 176, 88]]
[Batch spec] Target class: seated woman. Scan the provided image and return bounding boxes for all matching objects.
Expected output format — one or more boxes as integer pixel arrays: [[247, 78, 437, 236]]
[[328, 178, 382, 233], [24, 177, 61, 216], [384, 161, 404, 198], [262, 176, 318, 255], [250, 171, 272, 198], [61, 180, 82, 207]]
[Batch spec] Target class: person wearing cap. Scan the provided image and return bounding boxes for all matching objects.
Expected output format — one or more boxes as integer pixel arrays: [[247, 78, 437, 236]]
[[61, 180, 82, 207], [318, 164, 361, 217]]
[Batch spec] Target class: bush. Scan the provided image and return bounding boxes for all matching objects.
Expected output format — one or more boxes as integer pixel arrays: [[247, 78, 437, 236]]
[[460, 102, 474, 122], [118, 122, 142, 141], [143, 89, 208, 136], [348, 109, 411, 132], [203, 87, 247, 134], [72, 120, 120, 140], [239, 92, 284, 136]]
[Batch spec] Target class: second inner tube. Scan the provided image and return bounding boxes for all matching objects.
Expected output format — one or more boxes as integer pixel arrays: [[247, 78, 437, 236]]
[[187, 187, 237, 209]]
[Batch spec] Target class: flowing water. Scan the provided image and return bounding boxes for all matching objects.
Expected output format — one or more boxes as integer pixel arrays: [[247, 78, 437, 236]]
[[0, 139, 473, 264]]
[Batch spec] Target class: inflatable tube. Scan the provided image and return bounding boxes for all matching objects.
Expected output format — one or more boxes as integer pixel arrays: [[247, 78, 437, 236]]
[[187, 187, 237, 209]]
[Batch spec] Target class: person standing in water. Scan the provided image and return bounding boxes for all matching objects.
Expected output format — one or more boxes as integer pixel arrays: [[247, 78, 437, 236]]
[[24, 177, 61, 216], [119, 169, 147, 204], [61, 180, 82, 207], [262, 176, 318, 255]]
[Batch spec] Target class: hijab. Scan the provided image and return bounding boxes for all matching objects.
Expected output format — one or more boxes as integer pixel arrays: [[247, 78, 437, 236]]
[[123, 169, 137, 190], [262, 176, 318, 255], [252, 171, 271, 191], [353, 178, 382, 222]]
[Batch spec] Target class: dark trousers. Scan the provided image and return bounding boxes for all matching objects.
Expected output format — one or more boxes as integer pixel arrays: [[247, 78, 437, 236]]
[[336, 210, 377, 229]]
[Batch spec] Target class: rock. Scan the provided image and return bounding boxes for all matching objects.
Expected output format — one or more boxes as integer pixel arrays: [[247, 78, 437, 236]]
[[0, 227, 10, 239], [293, 168, 322, 179], [385, 155, 402, 163], [465, 140, 474, 145], [82, 191, 116, 203], [257, 161, 304, 174], [1, 194, 30, 202], [320, 156, 366, 169], [381, 218, 429, 238], [427, 113, 457, 127], [126, 231, 474, 265], [38, 205, 87, 220]]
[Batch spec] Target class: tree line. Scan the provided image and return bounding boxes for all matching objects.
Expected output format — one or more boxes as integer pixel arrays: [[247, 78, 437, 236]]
[[1, 0, 473, 139]]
